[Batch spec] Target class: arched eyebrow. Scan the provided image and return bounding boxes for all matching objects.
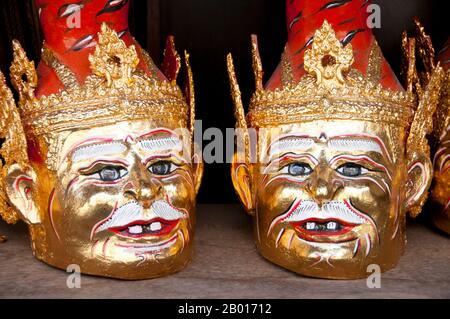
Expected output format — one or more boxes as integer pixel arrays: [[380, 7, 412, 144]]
[[136, 136, 182, 153], [268, 136, 316, 157], [71, 142, 128, 163], [327, 138, 383, 155]]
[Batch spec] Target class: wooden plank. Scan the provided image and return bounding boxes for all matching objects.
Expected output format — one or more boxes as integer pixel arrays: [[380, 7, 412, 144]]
[[0, 204, 449, 298]]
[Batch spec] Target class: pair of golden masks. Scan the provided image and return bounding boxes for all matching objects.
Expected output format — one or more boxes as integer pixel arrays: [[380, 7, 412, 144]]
[[0, 1, 445, 281]]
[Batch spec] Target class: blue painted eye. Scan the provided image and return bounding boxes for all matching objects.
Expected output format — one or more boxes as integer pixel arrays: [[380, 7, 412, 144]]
[[336, 163, 368, 177], [148, 161, 175, 176], [97, 166, 128, 181], [286, 163, 313, 176]]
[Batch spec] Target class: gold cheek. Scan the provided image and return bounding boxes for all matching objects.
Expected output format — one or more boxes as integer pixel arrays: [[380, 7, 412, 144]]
[[21, 128, 196, 280], [254, 171, 402, 279], [247, 120, 406, 279]]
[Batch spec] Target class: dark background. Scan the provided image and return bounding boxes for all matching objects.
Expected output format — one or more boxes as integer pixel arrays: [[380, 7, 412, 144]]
[[0, 0, 447, 204]]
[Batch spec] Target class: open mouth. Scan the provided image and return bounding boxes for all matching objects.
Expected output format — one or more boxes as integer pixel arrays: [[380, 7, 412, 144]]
[[109, 218, 179, 239], [291, 218, 359, 243]]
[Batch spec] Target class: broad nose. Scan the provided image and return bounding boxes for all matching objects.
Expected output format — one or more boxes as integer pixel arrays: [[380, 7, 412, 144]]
[[306, 163, 337, 206], [124, 163, 162, 209]]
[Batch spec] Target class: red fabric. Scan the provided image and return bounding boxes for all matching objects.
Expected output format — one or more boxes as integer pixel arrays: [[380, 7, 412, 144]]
[[265, 0, 402, 91]]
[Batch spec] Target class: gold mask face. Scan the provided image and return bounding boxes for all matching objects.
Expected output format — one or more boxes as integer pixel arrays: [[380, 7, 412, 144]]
[[233, 121, 419, 279], [6, 121, 202, 279], [228, 21, 443, 279], [0, 24, 203, 279]]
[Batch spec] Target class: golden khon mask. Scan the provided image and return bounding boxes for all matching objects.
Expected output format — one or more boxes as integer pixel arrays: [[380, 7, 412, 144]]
[[403, 21, 450, 234], [0, 0, 202, 279], [228, 0, 443, 279]]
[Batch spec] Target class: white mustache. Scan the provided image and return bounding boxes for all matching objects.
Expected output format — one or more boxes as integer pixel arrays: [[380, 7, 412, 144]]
[[282, 200, 367, 225], [95, 200, 185, 234]]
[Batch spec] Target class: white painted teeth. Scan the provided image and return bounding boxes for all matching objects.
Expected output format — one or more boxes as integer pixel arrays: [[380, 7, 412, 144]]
[[303, 221, 340, 232], [150, 222, 162, 232], [327, 222, 338, 230], [128, 225, 143, 234]]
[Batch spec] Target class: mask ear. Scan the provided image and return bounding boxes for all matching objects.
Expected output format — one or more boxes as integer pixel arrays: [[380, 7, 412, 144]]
[[5, 164, 40, 224], [405, 153, 432, 217], [231, 153, 255, 215]]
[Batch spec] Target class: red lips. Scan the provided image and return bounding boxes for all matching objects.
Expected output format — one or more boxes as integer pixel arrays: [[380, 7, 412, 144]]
[[109, 218, 180, 239], [290, 218, 359, 243]]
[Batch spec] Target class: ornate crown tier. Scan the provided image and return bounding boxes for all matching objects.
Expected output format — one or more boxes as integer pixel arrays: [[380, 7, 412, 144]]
[[9, 23, 190, 137], [230, 21, 417, 129]]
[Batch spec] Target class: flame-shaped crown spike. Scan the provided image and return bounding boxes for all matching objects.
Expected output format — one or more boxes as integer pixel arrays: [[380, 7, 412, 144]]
[[304, 20, 354, 87], [251, 35, 264, 91], [227, 54, 250, 164], [88, 23, 139, 88], [0, 71, 29, 226], [10, 40, 38, 108], [184, 51, 195, 141], [162, 36, 182, 83]]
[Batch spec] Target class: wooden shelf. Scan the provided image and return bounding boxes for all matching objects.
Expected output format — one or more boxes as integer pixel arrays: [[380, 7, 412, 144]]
[[1, 204, 449, 298]]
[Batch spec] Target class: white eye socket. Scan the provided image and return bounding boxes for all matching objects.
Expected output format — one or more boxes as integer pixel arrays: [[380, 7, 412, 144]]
[[336, 163, 369, 177], [94, 166, 128, 182], [280, 163, 313, 176], [148, 161, 177, 176]]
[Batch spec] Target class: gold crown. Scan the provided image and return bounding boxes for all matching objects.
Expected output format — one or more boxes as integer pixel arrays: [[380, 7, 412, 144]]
[[401, 19, 450, 142], [229, 21, 417, 128], [7, 24, 192, 137]]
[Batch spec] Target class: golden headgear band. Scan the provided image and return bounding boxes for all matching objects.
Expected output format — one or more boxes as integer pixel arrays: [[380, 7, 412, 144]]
[[229, 21, 419, 129], [8, 23, 190, 137]]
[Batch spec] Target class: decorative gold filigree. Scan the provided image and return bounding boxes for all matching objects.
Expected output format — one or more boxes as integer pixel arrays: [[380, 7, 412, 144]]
[[0, 71, 29, 226], [401, 32, 420, 95], [367, 40, 382, 84], [8, 23, 189, 140], [251, 35, 264, 91], [227, 54, 250, 164], [414, 18, 436, 82], [89, 24, 139, 88], [304, 20, 354, 88], [41, 44, 80, 90], [406, 65, 445, 217], [281, 45, 294, 88], [243, 21, 415, 128], [10, 40, 38, 108], [184, 51, 195, 146]]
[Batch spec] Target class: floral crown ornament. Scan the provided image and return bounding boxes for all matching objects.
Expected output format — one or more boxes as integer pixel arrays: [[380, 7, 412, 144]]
[[228, 20, 444, 217]]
